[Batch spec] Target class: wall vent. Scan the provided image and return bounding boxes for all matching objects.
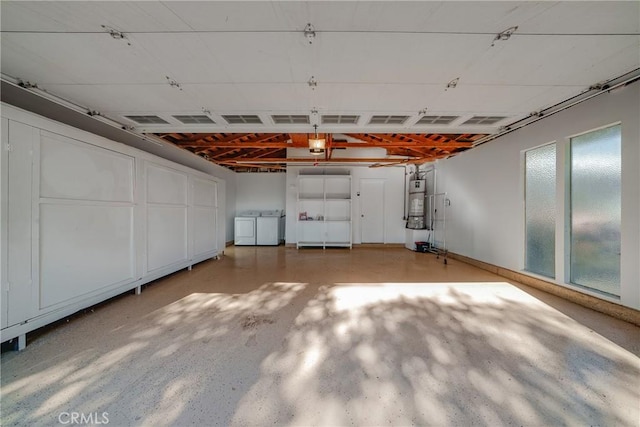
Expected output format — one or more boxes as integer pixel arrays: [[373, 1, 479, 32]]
[[462, 116, 507, 125], [271, 115, 310, 124], [173, 115, 215, 124], [124, 115, 169, 124], [368, 115, 409, 125], [415, 115, 458, 125], [321, 115, 359, 124], [222, 115, 263, 124]]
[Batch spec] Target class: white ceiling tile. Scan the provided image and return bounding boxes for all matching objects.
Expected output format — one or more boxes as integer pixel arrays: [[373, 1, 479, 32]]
[[428, 84, 578, 115], [517, 1, 640, 34], [0, 1, 192, 32], [312, 33, 489, 84], [462, 35, 640, 86], [162, 1, 306, 32], [179, 32, 313, 83], [41, 83, 198, 113], [1, 33, 167, 84], [1, 1, 637, 135]]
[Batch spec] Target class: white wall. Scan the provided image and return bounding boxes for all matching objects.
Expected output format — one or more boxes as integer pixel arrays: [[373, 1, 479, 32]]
[[285, 150, 407, 245], [435, 82, 640, 310], [223, 176, 236, 244], [236, 173, 286, 212]]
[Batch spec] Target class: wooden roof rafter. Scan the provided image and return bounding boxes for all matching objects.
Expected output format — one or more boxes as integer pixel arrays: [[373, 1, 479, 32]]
[[157, 131, 483, 171]]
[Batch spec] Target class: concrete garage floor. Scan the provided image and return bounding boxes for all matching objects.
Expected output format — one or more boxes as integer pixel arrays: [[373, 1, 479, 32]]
[[1, 246, 639, 426]]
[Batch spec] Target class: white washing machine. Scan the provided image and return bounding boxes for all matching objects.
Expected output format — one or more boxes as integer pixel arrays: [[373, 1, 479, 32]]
[[234, 211, 261, 245], [256, 210, 285, 245]]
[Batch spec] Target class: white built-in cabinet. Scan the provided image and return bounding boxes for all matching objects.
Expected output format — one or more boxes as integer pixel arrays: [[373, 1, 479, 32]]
[[297, 174, 352, 248], [0, 104, 220, 347]]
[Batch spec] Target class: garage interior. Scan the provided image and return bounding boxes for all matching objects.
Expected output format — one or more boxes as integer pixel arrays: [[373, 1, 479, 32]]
[[1, 2, 639, 426]]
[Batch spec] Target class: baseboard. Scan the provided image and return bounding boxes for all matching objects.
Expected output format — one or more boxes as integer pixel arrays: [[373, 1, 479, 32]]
[[225, 240, 234, 247], [354, 243, 405, 248], [448, 252, 640, 327], [285, 243, 405, 249]]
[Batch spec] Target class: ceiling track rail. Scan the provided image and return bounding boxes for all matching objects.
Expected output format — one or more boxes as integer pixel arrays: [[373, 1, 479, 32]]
[[472, 68, 640, 148], [0, 74, 167, 147]]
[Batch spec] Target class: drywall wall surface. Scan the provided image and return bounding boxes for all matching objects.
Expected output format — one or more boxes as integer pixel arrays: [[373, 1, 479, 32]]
[[435, 82, 640, 309], [223, 175, 235, 244], [236, 173, 286, 213]]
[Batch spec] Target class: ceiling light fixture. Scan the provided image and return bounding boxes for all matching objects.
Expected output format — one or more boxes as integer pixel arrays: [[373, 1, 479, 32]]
[[491, 26, 518, 46], [308, 76, 318, 89], [308, 124, 326, 155]]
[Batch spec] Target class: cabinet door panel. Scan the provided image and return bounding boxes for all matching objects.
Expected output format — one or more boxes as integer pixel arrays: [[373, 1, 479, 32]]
[[147, 206, 188, 272], [194, 207, 216, 255], [147, 164, 187, 205], [40, 204, 134, 308], [326, 222, 351, 243], [298, 222, 324, 243], [40, 132, 134, 202]]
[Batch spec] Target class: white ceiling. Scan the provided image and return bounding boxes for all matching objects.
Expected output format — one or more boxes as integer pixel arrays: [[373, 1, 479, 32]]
[[1, 1, 639, 134]]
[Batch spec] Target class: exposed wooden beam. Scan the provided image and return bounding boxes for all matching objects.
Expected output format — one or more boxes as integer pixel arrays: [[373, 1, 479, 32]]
[[253, 148, 285, 159], [246, 133, 290, 144], [218, 157, 428, 164], [173, 133, 265, 146], [209, 148, 243, 158], [288, 133, 310, 148], [179, 140, 470, 150], [346, 134, 471, 148], [217, 161, 287, 171]]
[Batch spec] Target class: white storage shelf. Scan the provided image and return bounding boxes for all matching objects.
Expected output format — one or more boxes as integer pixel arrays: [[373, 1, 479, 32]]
[[297, 175, 352, 249]]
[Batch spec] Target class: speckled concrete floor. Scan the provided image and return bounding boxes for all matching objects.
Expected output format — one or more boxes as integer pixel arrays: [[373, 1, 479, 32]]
[[2, 246, 639, 426]]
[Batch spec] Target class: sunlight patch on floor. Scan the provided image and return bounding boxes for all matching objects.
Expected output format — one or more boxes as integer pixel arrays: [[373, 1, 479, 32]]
[[231, 281, 639, 427]]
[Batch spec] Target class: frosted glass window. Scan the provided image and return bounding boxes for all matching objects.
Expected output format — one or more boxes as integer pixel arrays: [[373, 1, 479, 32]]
[[570, 125, 621, 296], [525, 143, 556, 278]]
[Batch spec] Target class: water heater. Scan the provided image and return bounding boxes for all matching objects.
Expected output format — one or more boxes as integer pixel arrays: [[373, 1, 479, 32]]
[[407, 179, 426, 229]]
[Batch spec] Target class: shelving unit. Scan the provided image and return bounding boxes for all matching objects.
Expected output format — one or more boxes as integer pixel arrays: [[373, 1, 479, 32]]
[[297, 174, 352, 249]]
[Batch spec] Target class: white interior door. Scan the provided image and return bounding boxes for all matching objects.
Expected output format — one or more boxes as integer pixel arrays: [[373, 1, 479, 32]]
[[360, 179, 385, 243]]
